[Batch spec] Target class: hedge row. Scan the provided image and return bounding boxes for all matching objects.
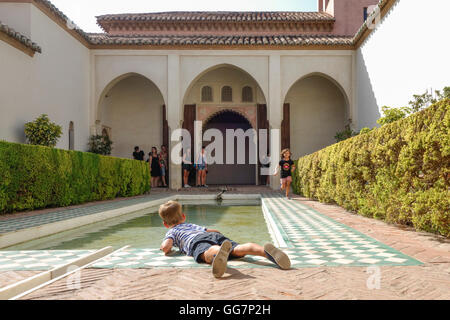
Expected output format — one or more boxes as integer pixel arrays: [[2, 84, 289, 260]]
[[0, 141, 151, 213], [292, 99, 450, 237]]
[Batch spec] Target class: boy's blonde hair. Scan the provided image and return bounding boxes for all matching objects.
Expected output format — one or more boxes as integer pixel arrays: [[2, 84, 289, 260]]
[[158, 200, 183, 225], [281, 148, 291, 159]]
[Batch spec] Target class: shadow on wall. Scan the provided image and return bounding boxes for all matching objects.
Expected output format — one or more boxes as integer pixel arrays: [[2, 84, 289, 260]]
[[14, 125, 26, 143], [356, 50, 381, 129]]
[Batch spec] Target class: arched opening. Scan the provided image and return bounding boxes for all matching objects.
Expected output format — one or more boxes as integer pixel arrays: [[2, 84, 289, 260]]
[[68, 121, 74, 150], [284, 74, 348, 159], [242, 86, 253, 102], [97, 74, 165, 159], [203, 110, 256, 185], [101, 128, 109, 138], [183, 65, 268, 186]]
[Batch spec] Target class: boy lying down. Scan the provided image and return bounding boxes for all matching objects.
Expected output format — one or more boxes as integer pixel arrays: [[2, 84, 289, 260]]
[[159, 200, 291, 278]]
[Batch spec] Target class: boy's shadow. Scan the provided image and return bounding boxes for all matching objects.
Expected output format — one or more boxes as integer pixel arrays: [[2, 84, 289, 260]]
[[220, 267, 255, 280]]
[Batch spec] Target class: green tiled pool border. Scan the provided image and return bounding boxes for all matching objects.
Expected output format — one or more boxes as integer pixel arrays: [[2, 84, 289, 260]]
[[0, 194, 423, 271]]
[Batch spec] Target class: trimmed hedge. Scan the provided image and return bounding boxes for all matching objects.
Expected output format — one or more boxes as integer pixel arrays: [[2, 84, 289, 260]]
[[0, 141, 151, 213], [292, 99, 450, 237]]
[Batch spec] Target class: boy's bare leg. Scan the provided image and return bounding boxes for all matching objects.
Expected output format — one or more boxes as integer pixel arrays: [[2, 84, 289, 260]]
[[232, 243, 291, 270], [230, 243, 266, 258], [285, 181, 291, 198], [200, 245, 221, 264]]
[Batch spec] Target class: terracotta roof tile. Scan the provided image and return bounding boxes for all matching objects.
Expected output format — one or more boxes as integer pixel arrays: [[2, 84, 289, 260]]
[[0, 21, 42, 53], [87, 33, 352, 47], [96, 11, 335, 23], [34, 0, 92, 42]]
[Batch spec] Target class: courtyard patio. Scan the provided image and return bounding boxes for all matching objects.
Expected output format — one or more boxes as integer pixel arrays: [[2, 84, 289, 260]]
[[0, 187, 448, 300]]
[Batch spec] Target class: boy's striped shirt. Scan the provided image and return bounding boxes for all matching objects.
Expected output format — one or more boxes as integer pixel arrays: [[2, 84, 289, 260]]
[[164, 223, 207, 255]]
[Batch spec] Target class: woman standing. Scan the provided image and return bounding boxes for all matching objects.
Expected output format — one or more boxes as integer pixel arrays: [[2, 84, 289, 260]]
[[148, 147, 161, 188], [182, 147, 192, 188], [195, 146, 208, 188]]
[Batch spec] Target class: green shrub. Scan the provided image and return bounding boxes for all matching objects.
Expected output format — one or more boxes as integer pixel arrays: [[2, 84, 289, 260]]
[[292, 99, 450, 237], [334, 122, 358, 142], [88, 134, 113, 155], [359, 127, 374, 134], [377, 106, 409, 126], [0, 141, 150, 213], [24, 114, 62, 147]]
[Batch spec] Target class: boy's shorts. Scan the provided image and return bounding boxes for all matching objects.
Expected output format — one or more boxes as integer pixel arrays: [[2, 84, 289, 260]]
[[280, 176, 292, 184], [191, 232, 239, 263]]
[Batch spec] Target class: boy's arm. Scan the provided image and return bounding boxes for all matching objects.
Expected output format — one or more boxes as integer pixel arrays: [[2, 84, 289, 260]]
[[206, 228, 220, 233], [160, 238, 173, 255]]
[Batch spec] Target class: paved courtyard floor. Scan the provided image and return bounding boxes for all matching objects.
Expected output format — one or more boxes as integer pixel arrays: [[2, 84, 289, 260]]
[[0, 188, 448, 300]]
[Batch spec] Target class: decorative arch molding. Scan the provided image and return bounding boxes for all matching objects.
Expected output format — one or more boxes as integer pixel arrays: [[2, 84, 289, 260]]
[[181, 60, 268, 105], [95, 71, 166, 121], [282, 71, 351, 118], [198, 106, 257, 130], [94, 55, 168, 124]]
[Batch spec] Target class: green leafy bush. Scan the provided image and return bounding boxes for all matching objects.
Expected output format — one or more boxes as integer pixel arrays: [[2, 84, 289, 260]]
[[377, 87, 450, 126], [88, 134, 113, 155], [334, 122, 358, 142], [0, 141, 150, 213], [359, 127, 374, 134], [24, 114, 62, 147], [292, 100, 450, 237], [377, 106, 409, 126]]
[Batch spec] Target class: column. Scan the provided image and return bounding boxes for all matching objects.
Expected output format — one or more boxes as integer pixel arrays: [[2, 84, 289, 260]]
[[167, 54, 182, 190], [268, 54, 282, 190]]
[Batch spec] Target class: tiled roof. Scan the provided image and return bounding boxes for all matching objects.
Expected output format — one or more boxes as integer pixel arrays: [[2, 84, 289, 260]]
[[96, 11, 335, 23], [0, 21, 41, 53], [0, 0, 396, 50], [87, 33, 353, 47]]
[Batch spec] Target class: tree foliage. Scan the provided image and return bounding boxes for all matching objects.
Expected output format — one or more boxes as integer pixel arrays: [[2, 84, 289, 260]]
[[88, 134, 113, 155], [24, 114, 62, 147]]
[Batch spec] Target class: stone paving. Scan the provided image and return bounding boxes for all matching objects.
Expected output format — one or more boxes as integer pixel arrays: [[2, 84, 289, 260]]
[[0, 194, 420, 270], [0, 189, 448, 300]]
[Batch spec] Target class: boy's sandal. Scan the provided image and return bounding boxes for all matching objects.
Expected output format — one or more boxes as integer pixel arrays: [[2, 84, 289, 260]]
[[264, 243, 291, 270], [212, 240, 232, 278]]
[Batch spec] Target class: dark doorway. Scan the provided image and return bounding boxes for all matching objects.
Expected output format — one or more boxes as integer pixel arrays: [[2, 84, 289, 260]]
[[203, 111, 256, 185]]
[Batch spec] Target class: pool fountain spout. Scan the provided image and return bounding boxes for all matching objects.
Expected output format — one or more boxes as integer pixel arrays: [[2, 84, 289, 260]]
[[216, 187, 228, 202]]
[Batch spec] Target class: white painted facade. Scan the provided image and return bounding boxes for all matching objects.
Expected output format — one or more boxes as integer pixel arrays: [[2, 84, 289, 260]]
[[356, 0, 450, 128], [1, 0, 448, 189]]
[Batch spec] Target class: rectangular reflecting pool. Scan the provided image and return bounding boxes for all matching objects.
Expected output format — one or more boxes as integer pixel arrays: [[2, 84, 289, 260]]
[[4, 200, 272, 250]]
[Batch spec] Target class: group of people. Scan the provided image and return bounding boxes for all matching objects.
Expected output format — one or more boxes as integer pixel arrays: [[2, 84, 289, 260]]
[[182, 146, 208, 188], [133, 145, 296, 198], [133, 145, 169, 188]]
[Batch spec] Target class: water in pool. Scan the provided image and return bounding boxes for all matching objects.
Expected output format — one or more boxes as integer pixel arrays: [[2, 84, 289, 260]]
[[4, 201, 272, 250]]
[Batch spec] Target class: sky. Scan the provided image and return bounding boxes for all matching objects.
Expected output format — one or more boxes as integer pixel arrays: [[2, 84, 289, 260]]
[[50, 0, 318, 33]]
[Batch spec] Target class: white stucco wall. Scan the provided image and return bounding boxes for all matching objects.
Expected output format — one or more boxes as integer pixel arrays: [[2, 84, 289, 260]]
[[286, 75, 347, 159], [100, 75, 164, 159], [0, 2, 31, 37], [356, 0, 450, 128], [0, 39, 33, 143], [0, 3, 90, 151]]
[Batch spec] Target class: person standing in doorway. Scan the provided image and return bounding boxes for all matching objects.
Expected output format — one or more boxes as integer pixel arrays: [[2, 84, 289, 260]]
[[274, 148, 295, 199], [182, 147, 192, 188], [133, 146, 144, 161], [148, 147, 161, 188], [195, 146, 208, 188]]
